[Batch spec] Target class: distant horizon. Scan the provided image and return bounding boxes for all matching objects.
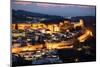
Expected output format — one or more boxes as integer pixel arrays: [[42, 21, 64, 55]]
[[12, 9, 96, 18], [12, 1, 96, 17]]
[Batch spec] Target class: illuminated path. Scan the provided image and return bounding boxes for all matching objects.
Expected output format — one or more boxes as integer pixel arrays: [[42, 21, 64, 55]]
[[12, 29, 93, 54], [12, 42, 74, 54]]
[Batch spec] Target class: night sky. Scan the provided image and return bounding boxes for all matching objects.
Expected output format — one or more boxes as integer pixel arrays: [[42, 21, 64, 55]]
[[12, 1, 96, 17]]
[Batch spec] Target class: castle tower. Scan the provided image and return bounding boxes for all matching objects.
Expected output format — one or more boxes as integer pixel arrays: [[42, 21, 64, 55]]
[[79, 19, 84, 27]]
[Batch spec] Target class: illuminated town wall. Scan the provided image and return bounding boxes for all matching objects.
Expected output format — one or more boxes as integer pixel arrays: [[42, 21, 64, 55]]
[[12, 19, 84, 33], [12, 23, 60, 33]]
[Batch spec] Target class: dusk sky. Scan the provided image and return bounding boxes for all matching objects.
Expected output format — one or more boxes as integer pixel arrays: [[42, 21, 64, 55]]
[[12, 1, 96, 17]]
